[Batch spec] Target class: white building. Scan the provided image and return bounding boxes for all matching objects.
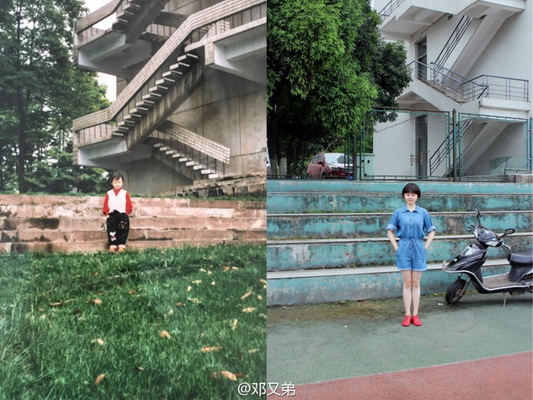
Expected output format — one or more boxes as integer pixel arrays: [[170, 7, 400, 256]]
[[72, 0, 266, 194], [372, 0, 532, 180]]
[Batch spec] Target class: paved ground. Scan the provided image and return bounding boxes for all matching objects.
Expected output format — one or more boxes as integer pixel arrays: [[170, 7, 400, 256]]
[[267, 292, 532, 398]]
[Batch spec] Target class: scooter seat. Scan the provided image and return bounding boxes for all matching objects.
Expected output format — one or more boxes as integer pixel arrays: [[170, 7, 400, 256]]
[[508, 250, 533, 267]]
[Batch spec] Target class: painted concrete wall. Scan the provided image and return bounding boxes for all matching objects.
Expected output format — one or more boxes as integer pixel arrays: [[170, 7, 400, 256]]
[[170, 69, 266, 177], [120, 158, 192, 195], [111, 0, 266, 193], [467, 122, 528, 175]]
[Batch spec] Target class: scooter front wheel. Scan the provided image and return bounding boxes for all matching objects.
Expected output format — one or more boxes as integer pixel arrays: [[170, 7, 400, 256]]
[[445, 278, 468, 305]]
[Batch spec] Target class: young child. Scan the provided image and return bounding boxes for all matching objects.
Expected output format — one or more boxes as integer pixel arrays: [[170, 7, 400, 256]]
[[103, 174, 133, 253], [387, 183, 436, 327]]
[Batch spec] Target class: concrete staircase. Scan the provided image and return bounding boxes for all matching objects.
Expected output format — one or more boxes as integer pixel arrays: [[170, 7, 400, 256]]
[[0, 194, 265, 254], [267, 180, 532, 305]]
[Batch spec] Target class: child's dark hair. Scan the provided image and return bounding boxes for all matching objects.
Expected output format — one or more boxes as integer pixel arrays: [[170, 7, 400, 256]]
[[111, 173, 124, 182], [402, 183, 421, 198]]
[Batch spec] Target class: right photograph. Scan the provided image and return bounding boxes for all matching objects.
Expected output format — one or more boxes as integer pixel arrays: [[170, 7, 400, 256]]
[[266, 0, 533, 398]]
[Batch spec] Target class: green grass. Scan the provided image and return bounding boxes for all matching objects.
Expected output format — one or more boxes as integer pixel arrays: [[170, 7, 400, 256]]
[[0, 245, 266, 399]]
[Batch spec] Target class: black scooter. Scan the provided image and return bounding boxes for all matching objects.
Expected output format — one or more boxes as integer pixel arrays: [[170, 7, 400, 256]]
[[442, 208, 533, 305]]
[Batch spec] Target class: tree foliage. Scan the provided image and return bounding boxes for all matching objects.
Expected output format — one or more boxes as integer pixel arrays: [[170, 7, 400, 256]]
[[267, 0, 411, 176], [0, 0, 111, 193]]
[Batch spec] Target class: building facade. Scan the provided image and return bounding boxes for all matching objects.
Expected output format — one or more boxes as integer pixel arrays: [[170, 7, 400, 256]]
[[372, 0, 532, 180], [72, 0, 266, 194]]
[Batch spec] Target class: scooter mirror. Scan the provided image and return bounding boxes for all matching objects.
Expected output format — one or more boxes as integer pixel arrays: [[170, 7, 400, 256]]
[[474, 207, 481, 225], [504, 228, 515, 236]]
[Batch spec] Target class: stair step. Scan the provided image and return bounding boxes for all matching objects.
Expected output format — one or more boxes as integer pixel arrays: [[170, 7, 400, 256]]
[[1, 215, 265, 232], [267, 211, 533, 240], [177, 53, 199, 62], [137, 100, 155, 108], [117, 10, 135, 19], [169, 62, 190, 72], [163, 70, 183, 79], [143, 93, 162, 101], [267, 232, 533, 271], [267, 260, 510, 306], [0, 236, 265, 255], [149, 85, 169, 94], [124, 113, 143, 121], [130, 107, 149, 114], [0, 194, 266, 254], [155, 78, 175, 87]]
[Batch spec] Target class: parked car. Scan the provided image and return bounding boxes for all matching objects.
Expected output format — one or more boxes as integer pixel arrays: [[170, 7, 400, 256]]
[[307, 153, 353, 179]]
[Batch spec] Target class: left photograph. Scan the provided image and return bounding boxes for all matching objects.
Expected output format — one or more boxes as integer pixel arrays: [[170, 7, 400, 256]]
[[0, 0, 267, 398]]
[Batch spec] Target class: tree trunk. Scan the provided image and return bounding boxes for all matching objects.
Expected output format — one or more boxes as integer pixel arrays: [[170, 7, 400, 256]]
[[17, 95, 27, 193]]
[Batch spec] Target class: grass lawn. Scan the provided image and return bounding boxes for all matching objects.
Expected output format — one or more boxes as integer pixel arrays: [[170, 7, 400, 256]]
[[0, 245, 266, 399]]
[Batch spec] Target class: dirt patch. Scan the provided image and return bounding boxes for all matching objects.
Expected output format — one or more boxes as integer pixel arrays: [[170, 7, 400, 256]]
[[29, 217, 60, 230], [267, 293, 449, 325]]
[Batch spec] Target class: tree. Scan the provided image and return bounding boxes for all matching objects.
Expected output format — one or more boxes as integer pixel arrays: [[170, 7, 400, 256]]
[[267, 0, 410, 176], [0, 0, 110, 193]]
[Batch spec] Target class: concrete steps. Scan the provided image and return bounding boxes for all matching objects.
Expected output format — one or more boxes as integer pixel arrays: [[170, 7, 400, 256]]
[[268, 211, 532, 240], [0, 194, 265, 254], [266, 180, 533, 305]]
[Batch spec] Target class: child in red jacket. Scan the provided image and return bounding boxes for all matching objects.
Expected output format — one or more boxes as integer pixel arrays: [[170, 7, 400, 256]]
[[103, 174, 133, 252]]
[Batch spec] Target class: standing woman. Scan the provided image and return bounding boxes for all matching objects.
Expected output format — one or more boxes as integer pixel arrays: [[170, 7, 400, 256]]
[[387, 183, 436, 327]]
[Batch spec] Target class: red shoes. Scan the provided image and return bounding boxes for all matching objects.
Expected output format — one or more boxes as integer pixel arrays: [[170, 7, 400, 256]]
[[401, 315, 422, 327]]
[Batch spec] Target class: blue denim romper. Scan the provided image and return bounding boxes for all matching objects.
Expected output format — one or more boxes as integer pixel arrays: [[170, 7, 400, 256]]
[[387, 206, 436, 271]]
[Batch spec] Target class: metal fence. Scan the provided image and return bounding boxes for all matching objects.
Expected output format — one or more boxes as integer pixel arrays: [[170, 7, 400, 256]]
[[455, 113, 530, 180], [267, 109, 532, 181]]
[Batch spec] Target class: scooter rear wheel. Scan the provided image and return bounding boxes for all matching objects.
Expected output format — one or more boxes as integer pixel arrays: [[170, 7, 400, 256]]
[[445, 278, 468, 305]]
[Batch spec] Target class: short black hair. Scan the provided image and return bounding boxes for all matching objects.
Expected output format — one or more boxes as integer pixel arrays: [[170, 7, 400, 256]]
[[402, 183, 421, 198], [111, 173, 124, 182]]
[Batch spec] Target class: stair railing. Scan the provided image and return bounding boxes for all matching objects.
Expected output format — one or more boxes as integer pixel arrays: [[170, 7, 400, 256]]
[[379, 0, 405, 18], [433, 16, 473, 75], [463, 75, 529, 102], [73, 0, 266, 148], [75, 0, 139, 45], [429, 119, 472, 176]]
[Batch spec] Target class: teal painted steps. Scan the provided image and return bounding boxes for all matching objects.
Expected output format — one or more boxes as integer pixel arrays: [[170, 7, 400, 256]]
[[267, 193, 531, 214], [266, 180, 533, 305], [268, 211, 532, 240], [267, 180, 532, 213], [268, 261, 510, 305], [267, 233, 532, 271], [267, 180, 533, 194]]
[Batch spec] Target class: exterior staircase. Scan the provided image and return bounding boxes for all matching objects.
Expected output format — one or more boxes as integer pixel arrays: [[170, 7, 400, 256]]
[[0, 194, 265, 254], [73, 0, 266, 187], [266, 180, 532, 305]]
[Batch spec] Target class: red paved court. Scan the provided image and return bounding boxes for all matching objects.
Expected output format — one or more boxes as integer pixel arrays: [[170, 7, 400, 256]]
[[294, 351, 533, 400]]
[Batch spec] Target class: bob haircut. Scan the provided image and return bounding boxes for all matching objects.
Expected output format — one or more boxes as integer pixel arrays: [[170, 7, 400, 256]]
[[402, 183, 421, 198], [111, 173, 124, 182]]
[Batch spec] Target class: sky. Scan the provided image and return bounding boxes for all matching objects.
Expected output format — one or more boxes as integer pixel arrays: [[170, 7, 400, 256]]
[[83, 0, 116, 100]]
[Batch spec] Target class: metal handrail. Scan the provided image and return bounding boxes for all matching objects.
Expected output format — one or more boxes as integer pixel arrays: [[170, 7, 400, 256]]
[[433, 16, 473, 73], [379, 0, 405, 18], [464, 74, 529, 102]]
